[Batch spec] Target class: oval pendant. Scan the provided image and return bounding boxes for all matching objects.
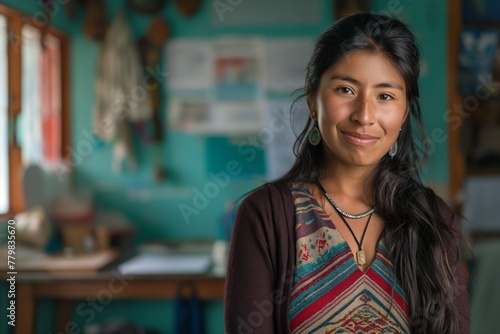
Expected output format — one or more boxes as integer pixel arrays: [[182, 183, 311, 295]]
[[357, 250, 366, 265]]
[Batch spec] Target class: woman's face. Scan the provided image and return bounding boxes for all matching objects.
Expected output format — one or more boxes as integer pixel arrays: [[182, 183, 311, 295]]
[[310, 49, 407, 169]]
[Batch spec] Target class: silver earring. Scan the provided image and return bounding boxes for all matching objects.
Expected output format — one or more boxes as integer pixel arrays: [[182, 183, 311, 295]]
[[309, 124, 321, 146], [389, 141, 398, 159]]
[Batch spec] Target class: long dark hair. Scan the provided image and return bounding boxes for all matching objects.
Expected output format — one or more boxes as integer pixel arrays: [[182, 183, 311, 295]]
[[278, 13, 467, 333]]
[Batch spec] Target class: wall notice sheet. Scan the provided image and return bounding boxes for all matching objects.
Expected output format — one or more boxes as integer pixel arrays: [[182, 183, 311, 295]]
[[166, 39, 213, 91], [167, 37, 266, 133], [264, 38, 314, 93]]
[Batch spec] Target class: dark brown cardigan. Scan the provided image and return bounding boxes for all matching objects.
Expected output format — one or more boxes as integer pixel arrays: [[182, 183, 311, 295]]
[[224, 181, 470, 333]]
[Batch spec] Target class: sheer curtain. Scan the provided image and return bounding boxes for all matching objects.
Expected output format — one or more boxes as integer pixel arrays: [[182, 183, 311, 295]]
[[20, 26, 61, 167], [40, 33, 61, 163], [0, 15, 9, 214], [20, 25, 43, 165], [0, 15, 64, 214]]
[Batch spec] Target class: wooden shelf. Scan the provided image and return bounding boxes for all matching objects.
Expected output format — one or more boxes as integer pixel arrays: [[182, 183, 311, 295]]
[[448, 0, 500, 196], [463, 22, 500, 28], [467, 166, 500, 176]]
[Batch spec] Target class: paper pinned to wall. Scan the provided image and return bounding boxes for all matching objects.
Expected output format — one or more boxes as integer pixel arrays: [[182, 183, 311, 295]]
[[166, 39, 213, 90], [211, 38, 265, 133], [264, 38, 314, 93], [265, 99, 308, 180], [169, 96, 212, 132], [167, 38, 267, 134], [169, 98, 265, 134], [211, 102, 265, 133], [213, 37, 265, 103]]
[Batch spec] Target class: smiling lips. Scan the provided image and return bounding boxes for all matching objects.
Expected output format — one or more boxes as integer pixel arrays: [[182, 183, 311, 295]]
[[341, 131, 379, 146]]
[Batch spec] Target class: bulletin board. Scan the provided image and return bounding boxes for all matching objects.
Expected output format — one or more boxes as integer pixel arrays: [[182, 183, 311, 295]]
[[165, 36, 314, 135], [165, 36, 313, 179]]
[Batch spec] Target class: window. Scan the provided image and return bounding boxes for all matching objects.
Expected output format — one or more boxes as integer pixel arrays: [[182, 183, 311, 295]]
[[0, 4, 70, 216]]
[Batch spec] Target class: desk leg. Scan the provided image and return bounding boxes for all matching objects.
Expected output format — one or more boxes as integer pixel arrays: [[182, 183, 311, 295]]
[[55, 300, 74, 333], [16, 282, 35, 334]]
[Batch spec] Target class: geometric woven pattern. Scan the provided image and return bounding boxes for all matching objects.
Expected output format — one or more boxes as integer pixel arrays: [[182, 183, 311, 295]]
[[289, 183, 411, 334]]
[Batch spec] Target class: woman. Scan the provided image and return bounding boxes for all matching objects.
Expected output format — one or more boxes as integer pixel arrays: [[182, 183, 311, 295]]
[[224, 13, 470, 334]]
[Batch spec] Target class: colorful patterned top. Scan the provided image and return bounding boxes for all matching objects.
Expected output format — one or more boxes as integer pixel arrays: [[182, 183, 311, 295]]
[[289, 182, 411, 334]]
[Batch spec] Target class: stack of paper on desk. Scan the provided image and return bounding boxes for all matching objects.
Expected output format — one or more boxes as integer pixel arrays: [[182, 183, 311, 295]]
[[117, 253, 212, 275]]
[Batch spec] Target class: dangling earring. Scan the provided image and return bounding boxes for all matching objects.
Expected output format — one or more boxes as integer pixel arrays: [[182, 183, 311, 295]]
[[308, 123, 321, 146], [389, 141, 398, 159]]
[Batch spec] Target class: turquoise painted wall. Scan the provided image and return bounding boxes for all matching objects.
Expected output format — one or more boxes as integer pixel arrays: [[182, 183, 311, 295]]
[[71, 0, 334, 243], [0, 0, 74, 32], [0, 0, 450, 333], [66, 2, 333, 333]]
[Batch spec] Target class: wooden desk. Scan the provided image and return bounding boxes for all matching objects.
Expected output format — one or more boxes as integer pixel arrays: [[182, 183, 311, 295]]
[[14, 271, 225, 334]]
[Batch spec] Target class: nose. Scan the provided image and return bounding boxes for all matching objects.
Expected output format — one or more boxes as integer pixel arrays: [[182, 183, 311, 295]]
[[350, 96, 375, 126]]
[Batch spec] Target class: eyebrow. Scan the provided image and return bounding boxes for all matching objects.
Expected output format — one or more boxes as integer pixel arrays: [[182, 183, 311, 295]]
[[330, 75, 404, 91]]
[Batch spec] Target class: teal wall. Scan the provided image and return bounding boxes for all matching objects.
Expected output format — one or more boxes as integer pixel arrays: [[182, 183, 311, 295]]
[[0, 0, 74, 32], [0, 0, 450, 333], [69, 1, 332, 331], [71, 0, 333, 243]]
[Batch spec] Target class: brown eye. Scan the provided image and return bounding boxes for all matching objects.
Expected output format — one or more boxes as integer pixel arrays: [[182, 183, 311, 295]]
[[338, 87, 354, 94], [379, 93, 393, 100]]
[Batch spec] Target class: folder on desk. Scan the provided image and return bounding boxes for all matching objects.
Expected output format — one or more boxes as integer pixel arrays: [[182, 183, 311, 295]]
[[117, 253, 212, 275]]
